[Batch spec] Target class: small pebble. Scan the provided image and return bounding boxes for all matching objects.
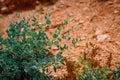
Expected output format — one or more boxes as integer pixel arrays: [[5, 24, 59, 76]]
[[1, 6, 8, 12], [97, 34, 109, 42], [114, 10, 119, 14], [0, 0, 4, 2]]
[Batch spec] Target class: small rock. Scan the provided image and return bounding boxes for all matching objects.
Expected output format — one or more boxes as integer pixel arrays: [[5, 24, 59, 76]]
[[35, 0, 40, 5], [0, 0, 4, 2], [59, 4, 64, 8], [114, 10, 119, 14], [53, 74, 58, 78], [107, 1, 113, 5], [53, 3, 65, 10], [53, 6, 60, 11], [1, 6, 8, 12], [97, 34, 109, 42]]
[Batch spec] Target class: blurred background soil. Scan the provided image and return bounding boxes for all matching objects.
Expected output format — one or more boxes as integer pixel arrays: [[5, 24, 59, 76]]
[[0, 0, 120, 80]]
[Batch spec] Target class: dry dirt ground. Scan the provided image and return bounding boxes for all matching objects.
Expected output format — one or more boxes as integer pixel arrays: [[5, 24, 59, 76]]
[[0, 0, 120, 80]]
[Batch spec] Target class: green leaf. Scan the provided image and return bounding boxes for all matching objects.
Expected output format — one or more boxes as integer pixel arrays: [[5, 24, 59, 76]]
[[53, 33, 58, 38], [72, 38, 76, 47], [45, 11, 51, 25], [46, 19, 51, 24], [32, 16, 37, 22], [63, 44, 68, 50], [54, 66, 57, 72]]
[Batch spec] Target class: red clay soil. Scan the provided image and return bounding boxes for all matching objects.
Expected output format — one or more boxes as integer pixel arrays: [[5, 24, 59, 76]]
[[0, 0, 120, 79]]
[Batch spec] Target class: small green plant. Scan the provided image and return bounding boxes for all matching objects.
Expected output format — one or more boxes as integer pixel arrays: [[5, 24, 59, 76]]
[[0, 12, 68, 80], [74, 55, 111, 80]]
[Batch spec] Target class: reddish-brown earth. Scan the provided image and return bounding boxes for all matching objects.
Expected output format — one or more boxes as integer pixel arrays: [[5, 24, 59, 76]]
[[0, 0, 120, 80]]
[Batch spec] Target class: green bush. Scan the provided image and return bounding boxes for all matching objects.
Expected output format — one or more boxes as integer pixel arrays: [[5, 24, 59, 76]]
[[74, 55, 109, 80], [0, 12, 66, 80]]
